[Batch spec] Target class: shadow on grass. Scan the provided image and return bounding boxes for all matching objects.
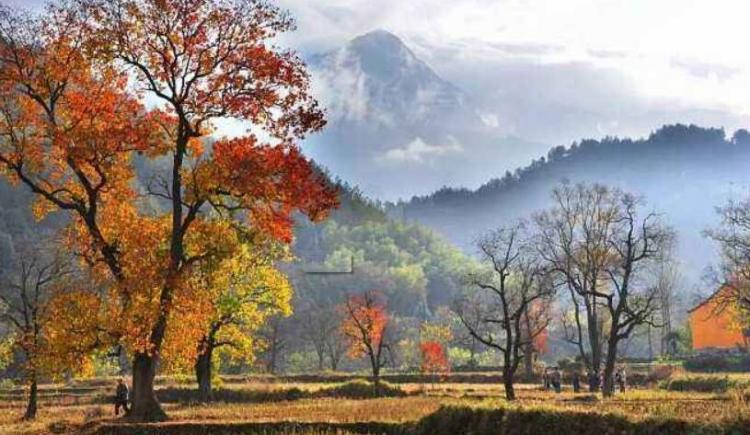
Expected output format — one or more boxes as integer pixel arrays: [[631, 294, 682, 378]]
[[82, 421, 404, 435], [79, 404, 750, 435]]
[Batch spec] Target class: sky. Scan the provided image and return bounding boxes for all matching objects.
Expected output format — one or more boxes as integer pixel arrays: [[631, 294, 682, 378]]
[[11, 0, 750, 198], [279, 0, 750, 112], [275, 0, 750, 142], [16, 0, 750, 126]]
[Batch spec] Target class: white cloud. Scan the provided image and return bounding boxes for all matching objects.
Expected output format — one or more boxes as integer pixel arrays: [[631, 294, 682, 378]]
[[478, 111, 500, 128], [279, 0, 750, 126], [380, 137, 464, 164]]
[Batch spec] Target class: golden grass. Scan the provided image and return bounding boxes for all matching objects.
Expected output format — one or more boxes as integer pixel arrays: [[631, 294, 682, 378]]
[[0, 378, 748, 434]]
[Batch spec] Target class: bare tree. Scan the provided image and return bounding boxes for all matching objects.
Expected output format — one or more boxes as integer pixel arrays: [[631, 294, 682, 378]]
[[600, 194, 673, 396], [299, 300, 345, 371], [449, 292, 487, 368], [454, 223, 554, 400], [705, 197, 750, 316], [259, 316, 288, 375], [654, 259, 681, 357], [325, 328, 347, 371], [536, 183, 672, 397], [0, 245, 70, 420], [535, 183, 620, 377]]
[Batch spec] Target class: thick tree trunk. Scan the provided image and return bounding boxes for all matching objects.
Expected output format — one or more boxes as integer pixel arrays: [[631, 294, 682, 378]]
[[602, 336, 619, 398], [195, 348, 213, 402], [587, 310, 602, 374], [370, 351, 381, 382], [502, 367, 516, 401], [329, 352, 338, 371], [128, 352, 166, 422], [23, 375, 37, 420]]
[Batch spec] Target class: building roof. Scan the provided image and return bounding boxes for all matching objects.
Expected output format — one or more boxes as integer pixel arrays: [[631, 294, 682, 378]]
[[688, 284, 732, 314]]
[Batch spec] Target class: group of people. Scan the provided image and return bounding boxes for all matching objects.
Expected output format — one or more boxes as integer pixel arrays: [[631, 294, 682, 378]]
[[543, 367, 627, 394]]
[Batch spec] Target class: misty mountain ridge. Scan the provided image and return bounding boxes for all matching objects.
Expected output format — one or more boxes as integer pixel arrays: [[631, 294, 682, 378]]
[[309, 29, 468, 127], [389, 124, 750, 292], [304, 29, 547, 200]]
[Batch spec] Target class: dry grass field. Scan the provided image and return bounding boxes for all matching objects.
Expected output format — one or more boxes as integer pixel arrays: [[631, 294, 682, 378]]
[[1, 374, 749, 434]]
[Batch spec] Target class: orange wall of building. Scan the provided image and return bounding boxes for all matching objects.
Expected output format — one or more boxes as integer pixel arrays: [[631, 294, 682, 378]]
[[690, 298, 745, 350]]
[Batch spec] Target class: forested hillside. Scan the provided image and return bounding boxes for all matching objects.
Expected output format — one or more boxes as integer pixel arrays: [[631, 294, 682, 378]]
[[391, 124, 750, 291], [0, 182, 63, 267], [292, 184, 475, 316]]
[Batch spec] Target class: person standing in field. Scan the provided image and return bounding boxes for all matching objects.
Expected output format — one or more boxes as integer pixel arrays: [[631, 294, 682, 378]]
[[617, 368, 627, 393], [572, 370, 581, 393], [552, 367, 562, 393], [588, 370, 600, 392], [114, 378, 130, 416]]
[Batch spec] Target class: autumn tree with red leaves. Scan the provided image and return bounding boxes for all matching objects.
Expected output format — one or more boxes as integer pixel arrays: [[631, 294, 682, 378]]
[[340, 291, 391, 380], [420, 341, 450, 376], [0, 0, 337, 421]]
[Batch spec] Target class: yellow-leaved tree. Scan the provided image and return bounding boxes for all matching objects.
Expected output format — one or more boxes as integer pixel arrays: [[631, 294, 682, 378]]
[[0, 0, 337, 421], [161, 242, 293, 401]]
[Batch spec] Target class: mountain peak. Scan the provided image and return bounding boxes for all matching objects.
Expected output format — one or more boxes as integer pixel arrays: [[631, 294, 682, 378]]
[[350, 29, 406, 50], [340, 29, 422, 80]]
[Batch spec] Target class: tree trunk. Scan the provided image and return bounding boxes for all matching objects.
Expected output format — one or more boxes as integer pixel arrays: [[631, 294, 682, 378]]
[[602, 336, 618, 398], [469, 339, 477, 368], [195, 348, 213, 402], [370, 351, 381, 381], [316, 350, 325, 372], [502, 366, 516, 400], [523, 342, 534, 381], [128, 352, 166, 422], [329, 350, 339, 371], [23, 375, 37, 420], [587, 307, 602, 375], [268, 343, 279, 374]]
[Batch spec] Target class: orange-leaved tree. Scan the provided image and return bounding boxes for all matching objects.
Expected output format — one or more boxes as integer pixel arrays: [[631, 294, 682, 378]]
[[0, 0, 337, 421], [419, 341, 450, 376], [340, 290, 390, 380]]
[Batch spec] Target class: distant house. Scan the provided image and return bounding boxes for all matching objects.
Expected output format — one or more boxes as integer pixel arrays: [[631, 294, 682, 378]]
[[688, 285, 748, 351]]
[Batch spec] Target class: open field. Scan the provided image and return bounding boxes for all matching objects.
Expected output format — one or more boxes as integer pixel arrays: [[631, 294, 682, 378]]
[[1, 374, 750, 434]]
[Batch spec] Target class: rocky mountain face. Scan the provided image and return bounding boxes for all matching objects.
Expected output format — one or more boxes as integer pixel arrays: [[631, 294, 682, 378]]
[[305, 30, 544, 200]]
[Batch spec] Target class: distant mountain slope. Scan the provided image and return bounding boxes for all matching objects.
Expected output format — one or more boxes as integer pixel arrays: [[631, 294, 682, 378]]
[[0, 181, 63, 268], [304, 30, 546, 200], [389, 124, 750, 288]]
